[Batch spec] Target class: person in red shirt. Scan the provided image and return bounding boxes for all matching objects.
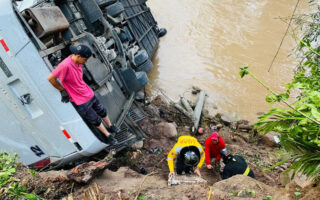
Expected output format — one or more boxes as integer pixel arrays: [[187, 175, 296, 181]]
[[205, 132, 225, 170]]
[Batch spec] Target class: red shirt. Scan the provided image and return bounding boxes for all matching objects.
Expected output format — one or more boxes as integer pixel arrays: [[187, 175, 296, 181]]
[[52, 55, 94, 105], [204, 135, 225, 165]]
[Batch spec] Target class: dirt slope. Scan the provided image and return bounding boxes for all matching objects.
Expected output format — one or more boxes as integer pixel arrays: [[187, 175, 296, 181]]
[[4, 95, 320, 200]]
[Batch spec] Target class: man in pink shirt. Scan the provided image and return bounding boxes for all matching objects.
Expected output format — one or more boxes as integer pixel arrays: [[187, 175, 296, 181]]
[[47, 45, 117, 145]]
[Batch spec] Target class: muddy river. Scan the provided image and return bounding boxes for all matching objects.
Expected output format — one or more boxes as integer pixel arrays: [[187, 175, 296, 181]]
[[147, 0, 309, 122]]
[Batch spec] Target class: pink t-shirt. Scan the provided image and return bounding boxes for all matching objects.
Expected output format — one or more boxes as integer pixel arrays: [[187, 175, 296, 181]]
[[52, 55, 94, 105]]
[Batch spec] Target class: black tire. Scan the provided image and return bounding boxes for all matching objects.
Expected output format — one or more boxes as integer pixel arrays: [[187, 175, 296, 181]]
[[135, 71, 149, 90], [136, 59, 153, 73], [119, 27, 134, 42], [124, 26, 134, 42], [158, 28, 167, 38], [106, 2, 125, 18], [137, 0, 148, 4], [95, 0, 116, 7], [134, 50, 149, 66], [119, 32, 127, 42]]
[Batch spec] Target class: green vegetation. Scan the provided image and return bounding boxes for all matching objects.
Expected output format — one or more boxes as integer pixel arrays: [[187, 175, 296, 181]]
[[240, 6, 320, 180], [0, 152, 17, 187], [228, 190, 238, 196], [263, 195, 273, 200], [138, 194, 148, 200], [0, 152, 41, 199]]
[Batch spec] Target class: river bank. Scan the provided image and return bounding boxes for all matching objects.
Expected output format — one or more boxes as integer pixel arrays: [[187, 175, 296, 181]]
[[1, 93, 319, 200]]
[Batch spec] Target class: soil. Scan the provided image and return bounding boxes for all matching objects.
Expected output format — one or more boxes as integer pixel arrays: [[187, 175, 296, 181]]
[[2, 95, 320, 200]]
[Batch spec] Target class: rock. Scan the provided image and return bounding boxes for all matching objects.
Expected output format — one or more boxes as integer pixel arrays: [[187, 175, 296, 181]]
[[238, 124, 254, 132], [259, 131, 280, 147], [202, 109, 209, 116], [146, 104, 160, 118], [280, 171, 291, 186], [216, 124, 223, 129], [236, 120, 249, 126], [220, 114, 233, 126], [154, 122, 178, 139], [280, 170, 315, 188], [292, 173, 315, 188], [131, 140, 143, 150], [217, 128, 232, 143], [138, 118, 156, 136], [212, 104, 218, 109], [192, 86, 201, 94]]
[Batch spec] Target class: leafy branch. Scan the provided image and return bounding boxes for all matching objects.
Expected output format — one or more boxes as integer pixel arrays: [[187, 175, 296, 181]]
[[239, 65, 320, 125]]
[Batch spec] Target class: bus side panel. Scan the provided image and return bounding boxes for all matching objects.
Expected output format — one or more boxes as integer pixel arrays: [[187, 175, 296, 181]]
[[0, 87, 47, 165], [14, 43, 107, 155]]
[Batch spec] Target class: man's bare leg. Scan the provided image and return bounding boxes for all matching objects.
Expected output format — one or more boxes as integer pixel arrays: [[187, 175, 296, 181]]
[[102, 116, 112, 127], [97, 123, 111, 137]]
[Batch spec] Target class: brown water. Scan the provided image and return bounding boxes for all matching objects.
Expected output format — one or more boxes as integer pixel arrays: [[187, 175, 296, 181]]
[[147, 0, 309, 122]]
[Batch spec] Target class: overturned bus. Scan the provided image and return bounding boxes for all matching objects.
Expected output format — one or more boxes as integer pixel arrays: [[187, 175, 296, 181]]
[[0, 0, 162, 169]]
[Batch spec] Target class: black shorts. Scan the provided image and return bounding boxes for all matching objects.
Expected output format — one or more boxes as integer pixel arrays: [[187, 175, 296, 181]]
[[73, 96, 107, 126]]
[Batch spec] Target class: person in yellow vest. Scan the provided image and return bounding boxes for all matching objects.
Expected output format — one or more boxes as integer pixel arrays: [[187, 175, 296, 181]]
[[167, 136, 205, 178], [220, 149, 255, 179]]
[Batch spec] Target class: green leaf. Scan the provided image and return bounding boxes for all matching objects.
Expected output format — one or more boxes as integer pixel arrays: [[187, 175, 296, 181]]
[[263, 195, 273, 200], [266, 94, 278, 104], [138, 195, 148, 200], [294, 191, 301, 197], [8, 168, 16, 173], [239, 65, 249, 78], [20, 185, 27, 192], [246, 189, 255, 196], [24, 193, 40, 200], [311, 107, 320, 121], [277, 93, 289, 101], [28, 169, 36, 177]]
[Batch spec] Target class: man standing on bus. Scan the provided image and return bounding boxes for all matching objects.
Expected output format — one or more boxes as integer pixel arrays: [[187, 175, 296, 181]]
[[47, 44, 118, 145]]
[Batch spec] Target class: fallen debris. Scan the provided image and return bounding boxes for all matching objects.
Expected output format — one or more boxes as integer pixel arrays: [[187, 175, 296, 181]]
[[67, 160, 113, 184], [174, 103, 194, 119], [193, 90, 206, 132], [82, 183, 102, 200], [180, 95, 194, 114], [168, 174, 207, 186]]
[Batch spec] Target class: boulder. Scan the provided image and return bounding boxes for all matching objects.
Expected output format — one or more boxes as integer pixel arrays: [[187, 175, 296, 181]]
[[138, 118, 156, 136], [280, 170, 315, 188], [217, 128, 232, 143], [154, 122, 178, 139], [146, 104, 160, 118], [131, 140, 143, 150], [220, 114, 233, 126], [259, 131, 280, 147], [280, 171, 291, 186]]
